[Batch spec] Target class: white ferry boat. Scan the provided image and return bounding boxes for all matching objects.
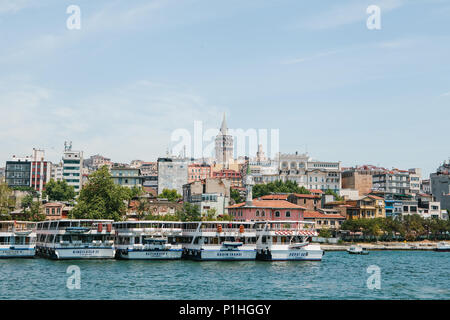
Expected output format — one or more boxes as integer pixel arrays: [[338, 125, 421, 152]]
[[36, 220, 115, 259], [255, 220, 323, 261], [182, 221, 257, 261], [114, 221, 183, 259], [0, 221, 36, 258]]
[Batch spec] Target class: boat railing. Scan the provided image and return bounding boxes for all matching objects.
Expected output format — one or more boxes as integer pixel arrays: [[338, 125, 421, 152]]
[[184, 228, 256, 233], [0, 241, 36, 246]]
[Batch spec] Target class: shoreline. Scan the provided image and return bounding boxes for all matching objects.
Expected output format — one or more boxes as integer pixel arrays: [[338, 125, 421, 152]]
[[320, 241, 445, 251]]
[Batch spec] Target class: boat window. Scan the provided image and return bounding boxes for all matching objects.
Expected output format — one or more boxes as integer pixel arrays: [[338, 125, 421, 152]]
[[135, 237, 140, 244]]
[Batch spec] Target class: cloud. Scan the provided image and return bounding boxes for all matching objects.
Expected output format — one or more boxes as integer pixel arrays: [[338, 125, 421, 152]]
[[296, 0, 406, 30], [0, 78, 223, 165], [441, 92, 450, 97], [0, 0, 33, 14], [281, 50, 341, 65]]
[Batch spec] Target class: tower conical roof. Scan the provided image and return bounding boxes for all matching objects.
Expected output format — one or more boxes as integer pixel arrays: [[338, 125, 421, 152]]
[[220, 113, 227, 135]]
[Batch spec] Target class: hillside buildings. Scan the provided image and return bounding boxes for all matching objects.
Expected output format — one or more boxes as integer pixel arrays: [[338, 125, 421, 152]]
[[278, 152, 341, 192], [431, 160, 450, 211], [111, 166, 142, 188]]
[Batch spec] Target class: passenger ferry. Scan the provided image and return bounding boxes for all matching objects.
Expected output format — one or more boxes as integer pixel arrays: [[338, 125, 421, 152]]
[[0, 221, 36, 258], [255, 220, 323, 261], [182, 221, 257, 261], [114, 221, 183, 259], [36, 220, 115, 259]]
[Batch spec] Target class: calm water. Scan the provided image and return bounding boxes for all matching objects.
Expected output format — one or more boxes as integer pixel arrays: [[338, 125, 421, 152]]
[[1, 251, 449, 300]]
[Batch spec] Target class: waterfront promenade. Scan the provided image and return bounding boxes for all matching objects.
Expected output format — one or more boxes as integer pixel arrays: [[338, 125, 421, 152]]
[[321, 241, 441, 251]]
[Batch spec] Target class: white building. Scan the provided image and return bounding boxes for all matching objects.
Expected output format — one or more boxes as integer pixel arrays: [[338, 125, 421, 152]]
[[51, 162, 63, 182], [62, 142, 83, 194], [157, 156, 189, 195], [278, 152, 341, 191]]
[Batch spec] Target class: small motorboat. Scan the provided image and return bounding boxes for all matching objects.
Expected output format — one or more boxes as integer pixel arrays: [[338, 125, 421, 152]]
[[65, 227, 90, 234], [347, 245, 369, 255], [289, 242, 310, 249], [434, 242, 450, 252], [221, 241, 243, 250]]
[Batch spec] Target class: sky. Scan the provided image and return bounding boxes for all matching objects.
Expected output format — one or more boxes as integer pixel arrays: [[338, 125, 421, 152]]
[[0, 0, 449, 178]]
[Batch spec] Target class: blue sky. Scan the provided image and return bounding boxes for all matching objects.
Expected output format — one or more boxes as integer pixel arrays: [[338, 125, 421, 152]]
[[0, 0, 449, 178]]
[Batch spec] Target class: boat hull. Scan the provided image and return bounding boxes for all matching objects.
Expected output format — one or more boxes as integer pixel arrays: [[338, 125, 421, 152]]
[[37, 246, 115, 259], [186, 248, 256, 261], [434, 248, 450, 252], [257, 247, 323, 261], [0, 248, 35, 258], [117, 249, 182, 260]]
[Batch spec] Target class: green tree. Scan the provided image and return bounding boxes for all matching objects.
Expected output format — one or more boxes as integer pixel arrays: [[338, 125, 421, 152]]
[[217, 214, 234, 221], [134, 198, 149, 221], [0, 182, 15, 220], [230, 188, 242, 204], [70, 166, 130, 221], [319, 228, 332, 238], [127, 185, 144, 199], [252, 180, 311, 198], [42, 179, 76, 202], [176, 202, 201, 222], [157, 189, 182, 202], [202, 208, 217, 221], [324, 189, 343, 201]]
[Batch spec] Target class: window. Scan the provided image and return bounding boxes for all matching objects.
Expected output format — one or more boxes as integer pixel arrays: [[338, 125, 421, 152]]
[[256, 210, 259, 217], [275, 211, 280, 217], [285, 211, 291, 217]]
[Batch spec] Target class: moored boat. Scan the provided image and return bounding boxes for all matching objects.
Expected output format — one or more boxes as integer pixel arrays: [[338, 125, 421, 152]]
[[347, 245, 369, 255], [36, 219, 115, 259], [434, 242, 450, 252], [182, 221, 257, 261], [0, 221, 36, 258], [255, 220, 323, 261], [114, 221, 183, 259]]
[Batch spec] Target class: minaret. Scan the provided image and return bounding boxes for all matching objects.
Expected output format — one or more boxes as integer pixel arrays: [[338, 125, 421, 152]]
[[245, 164, 254, 206]]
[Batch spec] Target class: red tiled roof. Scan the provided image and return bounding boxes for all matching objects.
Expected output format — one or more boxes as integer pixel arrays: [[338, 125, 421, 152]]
[[293, 193, 321, 199], [303, 211, 345, 219], [308, 189, 324, 194], [259, 194, 289, 200], [227, 200, 306, 210]]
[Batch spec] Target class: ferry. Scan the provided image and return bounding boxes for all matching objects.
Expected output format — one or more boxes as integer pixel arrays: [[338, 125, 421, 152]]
[[114, 221, 183, 259], [182, 221, 257, 261], [255, 220, 323, 261], [36, 220, 115, 259], [0, 221, 36, 258]]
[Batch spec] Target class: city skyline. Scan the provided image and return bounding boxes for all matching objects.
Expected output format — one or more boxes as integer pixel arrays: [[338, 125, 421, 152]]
[[1, 0, 449, 178]]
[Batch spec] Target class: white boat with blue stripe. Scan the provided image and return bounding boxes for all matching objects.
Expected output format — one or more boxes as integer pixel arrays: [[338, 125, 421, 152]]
[[36, 220, 115, 259], [0, 221, 36, 258], [114, 221, 183, 260], [182, 221, 257, 261]]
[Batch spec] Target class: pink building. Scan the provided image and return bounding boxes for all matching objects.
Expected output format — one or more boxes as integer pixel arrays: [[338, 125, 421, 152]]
[[227, 199, 306, 222], [188, 163, 212, 183]]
